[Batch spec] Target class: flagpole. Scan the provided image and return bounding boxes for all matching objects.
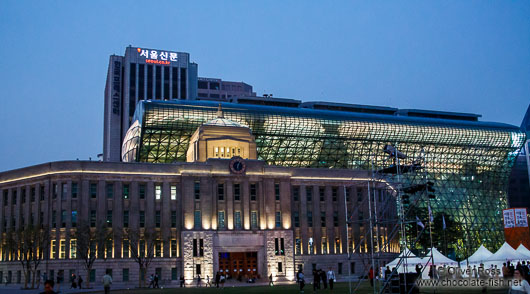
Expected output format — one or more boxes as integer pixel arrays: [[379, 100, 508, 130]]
[[443, 215, 447, 256]]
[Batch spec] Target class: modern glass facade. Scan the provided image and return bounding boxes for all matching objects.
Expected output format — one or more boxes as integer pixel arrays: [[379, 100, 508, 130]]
[[122, 100, 525, 253]]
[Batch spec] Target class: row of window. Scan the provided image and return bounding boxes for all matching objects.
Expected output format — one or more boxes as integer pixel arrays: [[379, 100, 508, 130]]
[[293, 211, 340, 227], [292, 186, 354, 202], [295, 237, 343, 255], [192, 210, 269, 229], [89, 210, 178, 228]]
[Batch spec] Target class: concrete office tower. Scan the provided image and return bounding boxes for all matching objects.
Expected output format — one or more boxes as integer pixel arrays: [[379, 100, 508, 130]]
[[197, 77, 255, 100], [103, 46, 198, 162]]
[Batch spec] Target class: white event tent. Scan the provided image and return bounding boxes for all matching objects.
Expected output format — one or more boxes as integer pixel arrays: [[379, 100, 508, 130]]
[[515, 244, 530, 259], [462, 245, 493, 266], [385, 247, 424, 273]]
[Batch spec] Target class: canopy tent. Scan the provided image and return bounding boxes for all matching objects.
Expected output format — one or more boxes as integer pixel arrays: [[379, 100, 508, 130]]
[[462, 245, 493, 265], [486, 242, 523, 262], [515, 244, 530, 259], [422, 247, 458, 265], [385, 247, 424, 273]]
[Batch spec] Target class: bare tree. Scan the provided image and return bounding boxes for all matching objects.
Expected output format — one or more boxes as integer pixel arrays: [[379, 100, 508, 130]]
[[30, 225, 50, 289], [74, 221, 112, 288], [6, 225, 49, 289], [124, 228, 158, 287]]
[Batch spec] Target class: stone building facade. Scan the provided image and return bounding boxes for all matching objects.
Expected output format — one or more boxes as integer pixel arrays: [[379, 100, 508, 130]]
[[0, 159, 398, 285]]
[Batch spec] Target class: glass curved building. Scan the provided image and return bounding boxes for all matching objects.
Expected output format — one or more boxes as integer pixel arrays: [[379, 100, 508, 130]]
[[123, 100, 525, 254]]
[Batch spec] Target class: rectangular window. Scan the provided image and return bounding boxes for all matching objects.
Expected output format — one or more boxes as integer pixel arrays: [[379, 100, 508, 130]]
[[123, 239, 129, 258], [40, 185, 45, 201], [61, 210, 66, 228], [171, 268, 177, 280], [333, 211, 339, 227], [31, 187, 35, 202], [90, 269, 95, 283], [275, 211, 281, 228], [3, 190, 7, 206], [61, 183, 67, 200], [129, 63, 136, 116], [294, 212, 300, 227], [71, 210, 77, 227], [90, 210, 96, 227], [292, 186, 299, 202], [234, 184, 240, 201], [139, 184, 146, 199], [52, 184, 57, 199], [155, 65, 161, 99], [171, 211, 177, 228], [171, 240, 177, 257], [335, 238, 341, 253], [250, 184, 257, 201], [106, 183, 113, 198], [251, 211, 258, 229], [319, 187, 325, 202], [180, 68, 187, 99], [90, 183, 97, 198], [338, 263, 343, 275], [278, 262, 283, 273], [123, 184, 129, 199], [218, 211, 225, 229], [332, 187, 338, 202], [138, 64, 145, 100], [155, 240, 162, 257], [234, 211, 242, 229], [217, 183, 224, 200], [281, 238, 285, 255], [59, 240, 66, 259], [194, 181, 200, 200], [139, 211, 145, 227], [123, 211, 129, 228], [21, 188, 26, 203], [171, 185, 177, 200], [163, 66, 169, 100], [345, 188, 350, 202], [307, 211, 313, 227], [155, 211, 161, 228], [122, 268, 129, 282], [350, 262, 356, 274], [107, 210, 112, 226], [13, 190, 17, 204], [70, 239, 77, 259], [321, 212, 326, 227], [171, 67, 178, 99], [106, 239, 113, 258], [50, 240, 56, 259], [194, 210, 201, 229], [195, 264, 201, 276], [199, 239, 204, 256], [306, 187, 312, 202], [357, 189, 363, 202], [155, 185, 161, 200], [71, 183, 78, 198], [295, 238, 301, 255], [147, 65, 153, 98], [193, 239, 198, 257], [275, 183, 280, 201], [322, 237, 328, 254]]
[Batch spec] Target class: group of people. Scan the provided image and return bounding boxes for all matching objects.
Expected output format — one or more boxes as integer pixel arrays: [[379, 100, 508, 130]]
[[147, 273, 160, 288], [295, 268, 335, 292]]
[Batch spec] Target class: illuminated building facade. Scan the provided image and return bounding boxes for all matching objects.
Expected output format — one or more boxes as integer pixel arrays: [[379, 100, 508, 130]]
[[122, 100, 526, 256]]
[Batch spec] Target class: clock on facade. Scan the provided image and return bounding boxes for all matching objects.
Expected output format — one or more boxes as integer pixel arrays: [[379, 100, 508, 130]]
[[229, 156, 246, 174]]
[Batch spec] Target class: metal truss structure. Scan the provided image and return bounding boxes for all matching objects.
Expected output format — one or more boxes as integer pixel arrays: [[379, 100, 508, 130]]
[[122, 100, 525, 253]]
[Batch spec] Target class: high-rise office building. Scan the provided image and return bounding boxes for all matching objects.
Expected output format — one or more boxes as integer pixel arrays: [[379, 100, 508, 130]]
[[103, 46, 198, 162], [197, 77, 255, 100]]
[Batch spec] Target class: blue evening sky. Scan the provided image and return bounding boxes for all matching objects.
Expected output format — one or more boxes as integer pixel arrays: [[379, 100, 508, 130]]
[[0, 1, 529, 171]]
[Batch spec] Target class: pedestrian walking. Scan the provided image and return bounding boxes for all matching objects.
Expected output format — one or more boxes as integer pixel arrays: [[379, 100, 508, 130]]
[[220, 273, 226, 288], [327, 267, 335, 290], [269, 273, 274, 286], [369, 267, 374, 287], [320, 270, 327, 289], [297, 269, 305, 293], [180, 275, 185, 287], [196, 274, 201, 287], [215, 272, 220, 288], [313, 269, 320, 291], [70, 273, 77, 289], [102, 271, 112, 294], [206, 275, 211, 287], [154, 273, 159, 288], [77, 275, 83, 289]]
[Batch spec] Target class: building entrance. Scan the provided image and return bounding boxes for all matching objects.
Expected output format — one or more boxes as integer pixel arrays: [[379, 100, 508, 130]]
[[218, 252, 258, 279]]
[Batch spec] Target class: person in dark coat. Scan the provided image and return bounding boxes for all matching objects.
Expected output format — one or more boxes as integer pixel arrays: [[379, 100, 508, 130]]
[[320, 270, 327, 289], [215, 272, 220, 288], [313, 269, 320, 291]]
